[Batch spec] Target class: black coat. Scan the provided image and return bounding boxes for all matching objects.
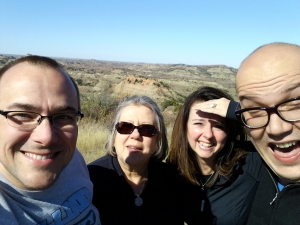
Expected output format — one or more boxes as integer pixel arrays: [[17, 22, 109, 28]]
[[183, 152, 264, 225], [88, 155, 184, 225], [247, 166, 300, 225]]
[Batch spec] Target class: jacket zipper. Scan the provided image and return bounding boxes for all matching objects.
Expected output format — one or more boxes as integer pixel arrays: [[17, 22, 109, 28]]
[[268, 170, 300, 205], [268, 170, 279, 205]]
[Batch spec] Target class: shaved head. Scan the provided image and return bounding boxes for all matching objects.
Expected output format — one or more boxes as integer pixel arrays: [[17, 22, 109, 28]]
[[236, 42, 300, 184]]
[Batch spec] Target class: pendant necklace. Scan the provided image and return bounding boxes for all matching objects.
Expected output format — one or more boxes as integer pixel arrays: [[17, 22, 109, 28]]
[[134, 180, 146, 207], [200, 172, 215, 191]]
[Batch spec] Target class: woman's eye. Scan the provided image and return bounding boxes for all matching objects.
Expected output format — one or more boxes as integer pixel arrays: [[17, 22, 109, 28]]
[[215, 125, 225, 130], [194, 122, 203, 126]]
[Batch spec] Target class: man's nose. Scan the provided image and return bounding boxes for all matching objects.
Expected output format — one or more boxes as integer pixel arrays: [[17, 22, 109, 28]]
[[266, 113, 293, 138], [31, 118, 58, 146]]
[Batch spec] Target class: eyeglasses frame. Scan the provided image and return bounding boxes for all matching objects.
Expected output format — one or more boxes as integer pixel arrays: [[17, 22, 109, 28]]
[[0, 110, 84, 130], [115, 121, 157, 137], [235, 96, 300, 129]]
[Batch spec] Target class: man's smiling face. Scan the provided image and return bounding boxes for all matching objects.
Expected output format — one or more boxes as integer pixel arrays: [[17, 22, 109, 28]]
[[236, 44, 300, 184], [0, 62, 79, 190]]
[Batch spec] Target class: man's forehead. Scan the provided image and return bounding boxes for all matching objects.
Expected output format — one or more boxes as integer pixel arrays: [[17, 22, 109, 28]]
[[2, 62, 55, 83], [0, 61, 71, 87], [0, 61, 78, 110], [236, 45, 300, 98]]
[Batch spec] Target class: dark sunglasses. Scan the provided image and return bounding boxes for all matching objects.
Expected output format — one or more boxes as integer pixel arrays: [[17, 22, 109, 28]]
[[115, 122, 157, 137]]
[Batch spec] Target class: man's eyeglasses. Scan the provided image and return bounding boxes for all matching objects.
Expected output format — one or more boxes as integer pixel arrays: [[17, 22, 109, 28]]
[[235, 96, 300, 129], [0, 110, 84, 131], [115, 122, 157, 137]]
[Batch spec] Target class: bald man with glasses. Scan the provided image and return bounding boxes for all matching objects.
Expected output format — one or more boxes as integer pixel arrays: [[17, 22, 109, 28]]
[[233, 42, 300, 225], [0, 55, 101, 224]]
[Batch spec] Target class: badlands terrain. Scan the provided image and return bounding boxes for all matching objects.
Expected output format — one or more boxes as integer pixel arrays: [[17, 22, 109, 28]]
[[0, 54, 238, 110]]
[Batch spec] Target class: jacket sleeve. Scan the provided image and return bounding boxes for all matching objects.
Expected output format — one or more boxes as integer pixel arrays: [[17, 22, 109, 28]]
[[226, 100, 239, 121]]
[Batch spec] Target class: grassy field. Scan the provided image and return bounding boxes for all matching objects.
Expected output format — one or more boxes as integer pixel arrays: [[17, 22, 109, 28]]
[[77, 119, 110, 164]]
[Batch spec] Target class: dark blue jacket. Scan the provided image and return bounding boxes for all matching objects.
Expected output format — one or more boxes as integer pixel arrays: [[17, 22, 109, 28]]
[[183, 151, 264, 225]]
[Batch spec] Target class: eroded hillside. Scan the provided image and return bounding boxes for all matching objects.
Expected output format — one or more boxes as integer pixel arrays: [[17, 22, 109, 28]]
[[0, 54, 238, 108]]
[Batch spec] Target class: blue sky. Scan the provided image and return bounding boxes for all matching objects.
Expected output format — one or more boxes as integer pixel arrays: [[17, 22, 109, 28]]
[[1, 0, 299, 68]]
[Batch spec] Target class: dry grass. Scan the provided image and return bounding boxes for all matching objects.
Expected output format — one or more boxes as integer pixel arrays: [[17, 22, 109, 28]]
[[77, 118, 110, 164]]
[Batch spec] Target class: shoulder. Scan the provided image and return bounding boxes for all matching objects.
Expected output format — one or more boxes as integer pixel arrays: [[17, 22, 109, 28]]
[[148, 161, 181, 185], [69, 148, 88, 168], [148, 160, 168, 174], [87, 155, 112, 178], [226, 100, 239, 121], [244, 151, 263, 166], [88, 155, 110, 167], [87, 155, 116, 181], [242, 151, 264, 180], [59, 148, 90, 180], [245, 151, 262, 162], [150, 160, 179, 176]]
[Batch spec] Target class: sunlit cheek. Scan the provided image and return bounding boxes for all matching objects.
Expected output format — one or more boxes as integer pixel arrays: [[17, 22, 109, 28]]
[[114, 133, 128, 144], [248, 128, 265, 141], [148, 137, 158, 154], [215, 131, 228, 145], [188, 126, 201, 137], [193, 126, 202, 132], [58, 130, 78, 148], [113, 134, 123, 153]]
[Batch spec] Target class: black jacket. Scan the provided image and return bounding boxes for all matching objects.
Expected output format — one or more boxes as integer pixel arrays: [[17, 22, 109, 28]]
[[88, 155, 184, 225], [227, 100, 300, 225], [247, 166, 300, 225], [183, 152, 264, 225]]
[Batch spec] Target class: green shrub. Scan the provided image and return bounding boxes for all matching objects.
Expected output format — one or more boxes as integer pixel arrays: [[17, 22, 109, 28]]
[[161, 97, 184, 112], [81, 92, 120, 126]]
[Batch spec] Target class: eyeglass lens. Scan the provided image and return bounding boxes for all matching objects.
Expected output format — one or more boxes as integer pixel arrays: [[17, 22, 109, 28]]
[[5, 111, 82, 131], [240, 97, 300, 128], [116, 122, 157, 137]]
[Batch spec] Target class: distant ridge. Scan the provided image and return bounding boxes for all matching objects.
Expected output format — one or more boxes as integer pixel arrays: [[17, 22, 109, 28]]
[[0, 54, 238, 103]]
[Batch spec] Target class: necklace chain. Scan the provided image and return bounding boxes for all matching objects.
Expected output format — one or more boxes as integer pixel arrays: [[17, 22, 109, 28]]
[[135, 180, 146, 197], [134, 179, 147, 207], [200, 172, 215, 190]]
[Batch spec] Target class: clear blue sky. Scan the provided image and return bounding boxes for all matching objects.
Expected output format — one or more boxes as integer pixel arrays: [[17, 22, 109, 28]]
[[1, 0, 299, 68]]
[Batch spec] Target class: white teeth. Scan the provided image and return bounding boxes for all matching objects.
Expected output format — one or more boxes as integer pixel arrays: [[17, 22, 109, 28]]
[[129, 146, 138, 150], [25, 152, 54, 160], [275, 142, 296, 148], [201, 143, 213, 147]]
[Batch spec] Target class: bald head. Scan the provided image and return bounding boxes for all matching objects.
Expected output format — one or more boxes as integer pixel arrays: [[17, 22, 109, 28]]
[[235, 42, 300, 184], [243, 42, 300, 63], [236, 43, 300, 101]]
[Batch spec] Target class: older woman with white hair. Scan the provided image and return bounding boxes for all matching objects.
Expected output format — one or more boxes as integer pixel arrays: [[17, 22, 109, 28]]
[[88, 95, 184, 225]]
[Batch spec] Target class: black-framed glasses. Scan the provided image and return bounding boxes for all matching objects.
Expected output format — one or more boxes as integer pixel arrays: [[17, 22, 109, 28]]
[[115, 122, 157, 137], [0, 110, 84, 131], [235, 96, 300, 129]]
